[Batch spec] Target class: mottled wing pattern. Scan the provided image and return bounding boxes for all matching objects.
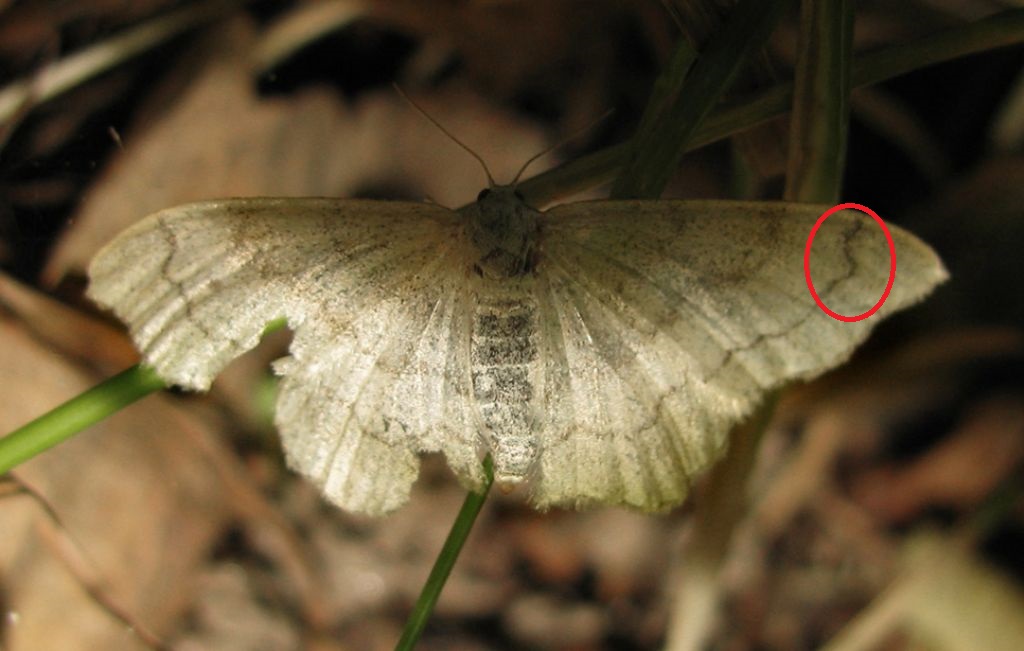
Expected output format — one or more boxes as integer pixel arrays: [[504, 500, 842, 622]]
[[533, 200, 947, 510], [89, 196, 947, 516], [88, 198, 485, 515]]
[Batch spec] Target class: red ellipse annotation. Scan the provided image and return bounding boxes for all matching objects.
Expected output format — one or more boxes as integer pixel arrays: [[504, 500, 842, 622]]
[[804, 203, 896, 323]]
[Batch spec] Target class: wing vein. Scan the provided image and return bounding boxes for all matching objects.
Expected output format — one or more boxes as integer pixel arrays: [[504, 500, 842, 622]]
[[319, 237, 460, 494], [543, 256, 689, 498]]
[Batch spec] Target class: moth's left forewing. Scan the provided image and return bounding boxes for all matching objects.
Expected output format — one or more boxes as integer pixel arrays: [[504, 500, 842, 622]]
[[544, 199, 946, 385], [804, 205, 949, 321], [529, 267, 720, 512], [534, 199, 946, 511]]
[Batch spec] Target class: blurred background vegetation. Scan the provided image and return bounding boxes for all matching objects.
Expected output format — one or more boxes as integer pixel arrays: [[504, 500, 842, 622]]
[[1, 1, 1023, 650]]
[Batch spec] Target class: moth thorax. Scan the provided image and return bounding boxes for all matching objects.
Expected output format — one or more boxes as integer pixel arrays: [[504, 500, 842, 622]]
[[461, 186, 541, 278]]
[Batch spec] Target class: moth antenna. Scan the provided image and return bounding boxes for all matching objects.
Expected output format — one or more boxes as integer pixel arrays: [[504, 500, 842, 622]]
[[393, 83, 496, 187], [510, 108, 615, 185]]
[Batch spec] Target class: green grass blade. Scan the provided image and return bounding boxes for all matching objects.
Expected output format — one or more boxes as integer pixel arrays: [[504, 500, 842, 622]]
[[521, 8, 1024, 206], [784, 0, 855, 203], [394, 457, 495, 650], [610, 0, 793, 199], [0, 364, 165, 474]]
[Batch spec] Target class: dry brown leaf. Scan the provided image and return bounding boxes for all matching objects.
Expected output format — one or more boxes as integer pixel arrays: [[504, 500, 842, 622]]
[[0, 272, 138, 371], [851, 397, 1024, 523], [42, 17, 349, 282], [44, 16, 549, 283], [172, 565, 300, 651], [506, 509, 671, 599], [0, 313, 234, 650], [503, 593, 609, 649], [823, 532, 1024, 651], [365, 0, 630, 109], [757, 328, 1023, 535]]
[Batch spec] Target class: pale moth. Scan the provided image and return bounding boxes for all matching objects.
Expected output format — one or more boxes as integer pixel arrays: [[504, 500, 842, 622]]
[[87, 153, 947, 516]]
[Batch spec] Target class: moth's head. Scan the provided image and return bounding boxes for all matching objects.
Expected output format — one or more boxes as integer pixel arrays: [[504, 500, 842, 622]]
[[465, 184, 541, 279], [475, 184, 529, 210]]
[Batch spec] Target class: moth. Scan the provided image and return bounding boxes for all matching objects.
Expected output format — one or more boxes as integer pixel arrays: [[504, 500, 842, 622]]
[[88, 179, 947, 515]]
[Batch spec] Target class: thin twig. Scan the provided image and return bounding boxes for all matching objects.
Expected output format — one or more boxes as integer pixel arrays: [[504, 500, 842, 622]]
[[0, 1, 242, 143], [10, 474, 169, 650]]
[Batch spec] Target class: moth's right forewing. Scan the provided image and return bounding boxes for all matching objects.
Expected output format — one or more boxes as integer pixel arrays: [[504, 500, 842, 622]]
[[88, 198, 484, 515], [88, 199, 451, 389]]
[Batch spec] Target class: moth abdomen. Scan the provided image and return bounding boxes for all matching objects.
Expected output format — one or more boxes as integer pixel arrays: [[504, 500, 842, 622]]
[[470, 293, 542, 481]]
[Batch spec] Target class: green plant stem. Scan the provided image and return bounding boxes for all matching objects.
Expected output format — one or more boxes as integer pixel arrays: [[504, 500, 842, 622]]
[[611, 0, 794, 199], [628, 37, 698, 165], [521, 8, 1024, 206], [665, 396, 778, 651], [394, 457, 495, 651], [0, 364, 165, 474]]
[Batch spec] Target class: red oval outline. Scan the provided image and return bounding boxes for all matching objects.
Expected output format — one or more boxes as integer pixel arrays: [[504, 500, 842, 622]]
[[803, 203, 896, 323]]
